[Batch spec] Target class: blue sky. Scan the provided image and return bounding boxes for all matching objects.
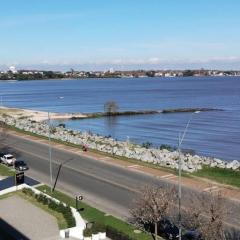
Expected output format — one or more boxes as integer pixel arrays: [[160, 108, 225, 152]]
[[1, 0, 240, 70]]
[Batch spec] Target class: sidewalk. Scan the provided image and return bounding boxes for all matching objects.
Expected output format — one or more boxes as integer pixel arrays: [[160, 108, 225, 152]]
[[9, 129, 240, 203]]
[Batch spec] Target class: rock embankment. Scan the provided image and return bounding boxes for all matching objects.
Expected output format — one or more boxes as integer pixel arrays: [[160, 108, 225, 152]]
[[73, 108, 222, 119], [0, 115, 239, 173]]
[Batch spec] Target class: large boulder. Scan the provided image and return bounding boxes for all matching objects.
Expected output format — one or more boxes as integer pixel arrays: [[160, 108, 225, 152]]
[[226, 160, 240, 170]]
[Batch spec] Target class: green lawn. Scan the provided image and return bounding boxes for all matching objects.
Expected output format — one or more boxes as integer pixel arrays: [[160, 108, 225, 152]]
[[37, 185, 157, 240], [0, 164, 15, 176], [194, 166, 240, 188]]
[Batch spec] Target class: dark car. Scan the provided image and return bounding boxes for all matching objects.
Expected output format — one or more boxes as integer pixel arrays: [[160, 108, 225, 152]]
[[159, 219, 179, 240], [0, 152, 6, 162], [14, 161, 29, 171], [182, 230, 201, 240]]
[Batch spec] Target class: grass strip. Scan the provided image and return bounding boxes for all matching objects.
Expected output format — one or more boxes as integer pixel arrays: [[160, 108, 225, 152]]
[[194, 166, 240, 188], [0, 164, 15, 176], [37, 185, 156, 240]]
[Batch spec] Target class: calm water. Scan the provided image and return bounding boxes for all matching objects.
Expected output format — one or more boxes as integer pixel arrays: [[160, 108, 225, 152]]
[[0, 77, 239, 161]]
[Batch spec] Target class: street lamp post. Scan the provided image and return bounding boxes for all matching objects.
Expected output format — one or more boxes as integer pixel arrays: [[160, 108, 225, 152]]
[[178, 111, 200, 240], [48, 96, 65, 192], [48, 111, 53, 191]]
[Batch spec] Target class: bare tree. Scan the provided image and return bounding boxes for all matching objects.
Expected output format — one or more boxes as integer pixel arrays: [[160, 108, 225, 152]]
[[130, 184, 176, 240], [182, 189, 227, 240], [104, 101, 119, 114]]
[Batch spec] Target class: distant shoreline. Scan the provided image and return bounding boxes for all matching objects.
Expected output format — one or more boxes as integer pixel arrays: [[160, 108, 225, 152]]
[[0, 75, 240, 82]]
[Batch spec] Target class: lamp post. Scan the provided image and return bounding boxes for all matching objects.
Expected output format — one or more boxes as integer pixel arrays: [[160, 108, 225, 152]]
[[48, 96, 64, 192], [178, 111, 200, 240], [48, 111, 53, 192]]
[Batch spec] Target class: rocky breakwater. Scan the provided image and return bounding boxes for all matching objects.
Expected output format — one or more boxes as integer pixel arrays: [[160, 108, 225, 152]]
[[0, 115, 239, 173]]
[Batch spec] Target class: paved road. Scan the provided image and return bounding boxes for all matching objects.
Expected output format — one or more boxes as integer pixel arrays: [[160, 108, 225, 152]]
[[2, 133, 240, 231]]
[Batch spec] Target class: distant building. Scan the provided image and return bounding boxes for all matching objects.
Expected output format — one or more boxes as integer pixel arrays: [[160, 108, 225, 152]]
[[154, 72, 163, 77], [164, 72, 172, 77], [9, 66, 17, 74]]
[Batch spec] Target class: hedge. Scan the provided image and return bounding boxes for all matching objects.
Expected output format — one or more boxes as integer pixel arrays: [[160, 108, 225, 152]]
[[22, 188, 76, 228]]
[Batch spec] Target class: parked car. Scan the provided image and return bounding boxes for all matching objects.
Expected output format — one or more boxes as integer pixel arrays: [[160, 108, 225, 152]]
[[159, 219, 179, 240], [182, 230, 201, 240], [1, 154, 16, 166], [0, 152, 6, 163], [14, 160, 29, 171]]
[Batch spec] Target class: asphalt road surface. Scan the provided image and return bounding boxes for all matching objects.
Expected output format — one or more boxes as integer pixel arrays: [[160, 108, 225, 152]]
[[2, 133, 240, 233]]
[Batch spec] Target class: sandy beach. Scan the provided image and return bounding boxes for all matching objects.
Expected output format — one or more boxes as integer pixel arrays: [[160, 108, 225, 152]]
[[0, 106, 87, 122]]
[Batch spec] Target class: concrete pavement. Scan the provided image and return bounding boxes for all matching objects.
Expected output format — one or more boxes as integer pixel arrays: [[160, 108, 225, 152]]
[[0, 195, 59, 240]]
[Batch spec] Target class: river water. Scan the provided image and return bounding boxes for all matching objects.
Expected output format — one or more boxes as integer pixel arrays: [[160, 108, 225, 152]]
[[0, 76, 239, 161]]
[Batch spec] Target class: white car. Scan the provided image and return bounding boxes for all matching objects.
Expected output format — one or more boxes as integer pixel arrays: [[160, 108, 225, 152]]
[[1, 154, 16, 166]]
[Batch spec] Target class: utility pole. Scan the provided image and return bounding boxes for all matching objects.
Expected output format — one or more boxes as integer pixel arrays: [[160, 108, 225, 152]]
[[48, 111, 53, 191], [178, 111, 200, 240]]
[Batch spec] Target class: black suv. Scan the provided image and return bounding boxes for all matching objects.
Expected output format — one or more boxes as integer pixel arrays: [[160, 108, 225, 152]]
[[14, 161, 29, 171]]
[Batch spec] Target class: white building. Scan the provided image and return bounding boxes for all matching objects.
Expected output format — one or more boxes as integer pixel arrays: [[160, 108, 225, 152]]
[[9, 66, 18, 74]]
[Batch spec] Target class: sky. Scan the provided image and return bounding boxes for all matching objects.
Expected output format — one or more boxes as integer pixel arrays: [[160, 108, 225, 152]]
[[1, 0, 240, 71]]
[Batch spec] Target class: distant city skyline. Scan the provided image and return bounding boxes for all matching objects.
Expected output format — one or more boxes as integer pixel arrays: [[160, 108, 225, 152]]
[[1, 0, 240, 70]]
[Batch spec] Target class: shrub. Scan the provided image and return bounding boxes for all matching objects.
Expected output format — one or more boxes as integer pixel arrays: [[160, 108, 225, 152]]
[[22, 189, 76, 228], [159, 144, 174, 151], [56, 202, 65, 212], [48, 200, 59, 211], [58, 123, 66, 128], [37, 194, 45, 203], [90, 222, 106, 234], [141, 141, 153, 149], [93, 222, 106, 233], [22, 188, 34, 197], [42, 195, 49, 205], [84, 228, 92, 237], [62, 205, 76, 228], [106, 226, 135, 240]]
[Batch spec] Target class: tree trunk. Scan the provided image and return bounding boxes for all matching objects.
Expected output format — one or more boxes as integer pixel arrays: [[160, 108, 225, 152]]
[[155, 222, 158, 240]]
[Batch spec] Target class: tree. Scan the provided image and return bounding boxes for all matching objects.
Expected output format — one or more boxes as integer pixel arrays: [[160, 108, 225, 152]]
[[183, 70, 195, 77], [130, 185, 176, 240], [181, 189, 227, 240], [104, 101, 119, 115], [146, 71, 156, 77]]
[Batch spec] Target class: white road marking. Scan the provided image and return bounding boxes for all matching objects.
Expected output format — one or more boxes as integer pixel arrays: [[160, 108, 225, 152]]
[[128, 164, 140, 169], [165, 175, 177, 180], [203, 186, 219, 192], [161, 174, 173, 178]]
